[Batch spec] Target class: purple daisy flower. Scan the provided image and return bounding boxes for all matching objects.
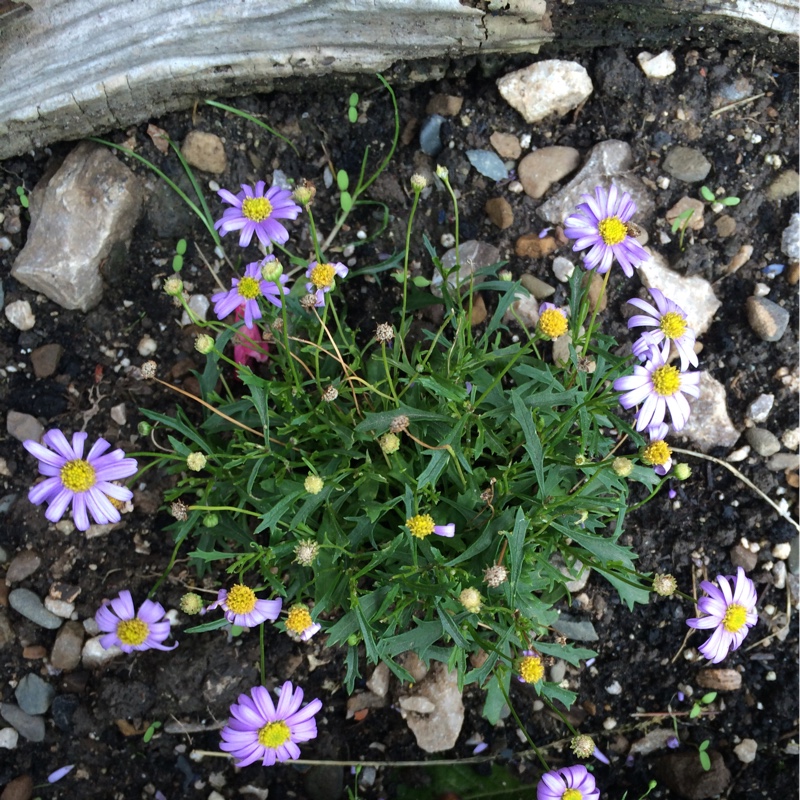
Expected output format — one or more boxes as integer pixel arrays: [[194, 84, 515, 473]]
[[212, 259, 290, 329], [687, 566, 758, 663], [563, 183, 649, 277], [537, 765, 600, 800], [95, 590, 177, 653], [220, 682, 323, 767], [405, 514, 456, 539], [23, 430, 138, 531], [613, 347, 700, 432], [305, 261, 349, 307], [537, 302, 569, 340], [214, 182, 301, 248], [205, 584, 282, 628], [628, 288, 698, 371], [285, 604, 321, 641], [642, 422, 673, 476]]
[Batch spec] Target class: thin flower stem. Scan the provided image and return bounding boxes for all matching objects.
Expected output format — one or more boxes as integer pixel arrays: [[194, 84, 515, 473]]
[[189, 505, 260, 517], [280, 295, 303, 390], [401, 189, 422, 339], [495, 674, 549, 771], [381, 342, 400, 404], [671, 447, 800, 533], [149, 537, 184, 597], [259, 623, 266, 687], [306, 206, 324, 265], [440, 173, 461, 264], [188, 750, 496, 767]]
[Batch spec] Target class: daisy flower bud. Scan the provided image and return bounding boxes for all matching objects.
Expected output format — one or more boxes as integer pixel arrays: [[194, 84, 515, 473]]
[[260, 256, 284, 283], [195, 334, 215, 354], [459, 588, 482, 614], [304, 475, 324, 495], [498, 270, 513, 281], [674, 462, 692, 480], [612, 456, 634, 477], [164, 276, 184, 296], [293, 182, 316, 207], [180, 592, 204, 615], [203, 513, 219, 528], [410, 173, 428, 191], [186, 452, 207, 471], [137, 421, 153, 436], [435, 164, 449, 180], [379, 433, 401, 454]]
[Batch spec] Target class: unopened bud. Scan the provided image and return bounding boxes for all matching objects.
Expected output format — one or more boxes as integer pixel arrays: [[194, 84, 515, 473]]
[[674, 463, 692, 480], [137, 421, 153, 436], [186, 452, 207, 471], [379, 433, 400, 454], [435, 164, 449, 180], [612, 456, 634, 477], [202, 513, 219, 528], [498, 270, 513, 282], [410, 173, 428, 191], [304, 474, 324, 495], [261, 258, 283, 283], [180, 592, 204, 615], [164, 276, 183, 296], [459, 588, 482, 613], [195, 334, 215, 354]]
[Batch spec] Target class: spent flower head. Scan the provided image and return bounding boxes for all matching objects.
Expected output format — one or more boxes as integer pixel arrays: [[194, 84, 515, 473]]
[[375, 322, 394, 343], [686, 566, 758, 663], [180, 592, 204, 615], [163, 276, 183, 296], [205, 584, 282, 629], [220, 682, 322, 767], [214, 181, 301, 248], [170, 500, 188, 521], [652, 573, 678, 597], [410, 173, 428, 191], [293, 540, 320, 566], [571, 734, 596, 759], [628, 288, 698, 371], [95, 590, 177, 653], [563, 183, 649, 277], [186, 452, 207, 471], [613, 346, 700, 431], [612, 456, 634, 477], [24, 430, 138, 531], [483, 564, 509, 588]]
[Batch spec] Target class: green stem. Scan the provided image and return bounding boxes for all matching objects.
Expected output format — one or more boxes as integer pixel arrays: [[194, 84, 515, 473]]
[[496, 674, 549, 770]]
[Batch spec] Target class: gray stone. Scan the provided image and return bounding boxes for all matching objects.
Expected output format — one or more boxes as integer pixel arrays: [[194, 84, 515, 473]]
[[419, 115, 446, 157], [552, 613, 598, 642], [745, 428, 781, 457], [549, 660, 566, 684], [0, 703, 46, 742], [401, 662, 464, 753], [537, 140, 655, 225], [11, 142, 143, 312], [497, 60, 593, 124], [6, 412, 44, 446], [50, 621, 85, 672], [8, 588, 63, 630], [5, 551, 41, 584], [681, 372, 740, 453], [432, 240, 500, 298], [15, 674, 55, 715], [44, 597, 75, 619], [639, 252, 721, 337], [466, 150, 508, 181], [766, 453, 800, 471], [0, 726, 19, 749], [746, 296, 790, 342], [4, 299, 35, 331], [629, 728, 677, 755], [746, 393, 775, 423], [730, 543, 758, 572], [30, 343, 64, 379], [781, 213, 799, 260], [517, 146, 580, 199], [662, 146, 712, 183], [789, 536, 799, 575], [520, 274, 556, 300], [366, 662, 390, 698]]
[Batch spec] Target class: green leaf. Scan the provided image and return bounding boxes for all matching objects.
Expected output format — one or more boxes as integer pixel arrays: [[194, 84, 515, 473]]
[[337, 169, 350, 191], [483, 671, 511, 725], [700, 691, 717, 705], [511, 393, 544, 488], [348, 106, 358, 123], [689, 703, 701, 719], [700, 185, 715, 202], [507, 508, 528, 604], [172, 254, 183, 272], [721, 196, 740, 206], [176, 238, 187, 255], [254, 490, 303, 534], [340, 190, 353, 212], [349, 92, 359, 106], [412, 275, 432, 287], [699, 750, 711, 771]]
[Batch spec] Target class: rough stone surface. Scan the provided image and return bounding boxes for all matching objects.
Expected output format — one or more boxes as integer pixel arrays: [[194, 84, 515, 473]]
[[629, 728, 679, 755], [425, 93, 463, 116], [497, 60, 593, 124], [4, 299, 35, 331], [11, 142, 143, 312], [30, 343, 63, 378], [81, 635, 123, 669], [680, 372, 740, 453], [730, 543, 758, 571], [766, 169, 799, 201], [15, 674, 55, 715], [781, 212, 799, 260], [656, 750, 731, 799], [50, 621, 85, 672], [0, 610, 15, 648], [0, 726, 19, 750], [0, 703, 46, 743], [181, 131, 227, 174], [519, 274, 555, 300], [6, 412, 44, 446], [401, 662, 464, 753], [431, 240, 499, 298], [745, 427, 781, 457], [6, 551, 41, 585], [366, 662, 390, 698], [517, 146, 580, 199], [515, 234, 557, 258], [637, 50, 677, 79], [665, 197, 705, 231], [504, 289, 539, 329], [733, 738, 758, 764], [746, 296, 790, 342], [662, 146, 712, 183], [8, 589, 63, 630], [537, 140, 654, 224], [485, 197, 514, 229], [696, 669, 743, 691], [746, 393, 774, 423], [489, 131, 521, 159], [638, 253, 721, 336]]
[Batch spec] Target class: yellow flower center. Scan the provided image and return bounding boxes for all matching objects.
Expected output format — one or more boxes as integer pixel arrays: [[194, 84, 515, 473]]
[[60, 459, 96, 493], [538, 308, 568, 339], [241, 196, 273, 222], [723, 603, 748, 633], [519, 655, 544, 684], [309, 263, 336, 290], [286, 605, 313, 634], [117, 618, 149, 646], [562, 790, 582, 800], [651, 365, 681, 396], [225, 584, 258, 615], [643, 440, 672, 466], [660, 311, 687, 340], [258, 720, 291, 749], [406, 514, 435, 539], [597, 216, 627, 246], [237, 276, 262, 300]]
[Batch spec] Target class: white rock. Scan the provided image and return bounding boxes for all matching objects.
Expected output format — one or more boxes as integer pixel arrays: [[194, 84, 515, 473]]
[[605, 680, 622, 695], [638, 252, 721, 336], [681, 372, 741, 453], [781, 212, 799, 260], [504, 289, 539, 328], [0, 727, 19, 749], [6, 411, 44, 444], [637, 50, 677, 79], [772, 542, 792, 560], [782, 427, 800, 451], [5, 299, 35, 331], [44, 597, 75, 618], [746, 394, 774, 423], [552, 256, 575, 282], [734, 738, 757, 763], [81, 635, 123, 668], [727, 445, 751, 462], [772, 560, 787, 590], [366, 662, 391, 698], [181, 294, 210, 326], [137, 335, 158, 356], [497, 60, 593, 124], [402, 663, 464, 753], [110, 403, 127, 426]]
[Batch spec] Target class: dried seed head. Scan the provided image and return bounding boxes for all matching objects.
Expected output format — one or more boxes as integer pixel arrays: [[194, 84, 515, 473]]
[[410, 173, 428, 191], [304, 474, 324, 495], [389, 414, 409, 434], [375, 323, 394, 343], [300, 293, 319, 311], [294, 539, 320, 566], [170, 500, 188, 521], [140, 360, 157, 379], [483, 564, 508, 588], [163, 276, 184, 297], [180, 592, 204, 615], [571, 734, 596, 759], [322, 385, 339, 403], [293, 181, 316, 207], [652, 573, 678, 597]]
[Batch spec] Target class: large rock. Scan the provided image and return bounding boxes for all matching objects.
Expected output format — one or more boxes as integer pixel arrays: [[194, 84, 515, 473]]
[[12, 142, 143, 312], [681, 372, 740, 453], [400, 662, 464, 753]]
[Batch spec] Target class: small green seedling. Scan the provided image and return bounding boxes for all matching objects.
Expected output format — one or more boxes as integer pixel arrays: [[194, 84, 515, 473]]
[[172, 238, 187, 272], [348, 92, 359, 123], [699, 184, 740, 206], [143, 720, 162, 743], [689, 690, 717, 719], [621, 780, 658, 800], [15, 185, 29, 209], [337, 168, 353, 212], [697, 739, 712, 771], [671, 185, 741, 249]]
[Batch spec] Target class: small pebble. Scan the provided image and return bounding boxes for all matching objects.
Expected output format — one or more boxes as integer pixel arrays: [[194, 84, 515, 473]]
[[602, 717, 617, 730], [605, 681, 622, 695], [746, 296, 790, 342], [772, 543, 792, 560], [552, 256, 575, 282], [734, 738, 758, 763], [137, 335, 158, 356], [4, 299, 35, 331], [753, 282, 770, 297], [0, 726, 19, 749]]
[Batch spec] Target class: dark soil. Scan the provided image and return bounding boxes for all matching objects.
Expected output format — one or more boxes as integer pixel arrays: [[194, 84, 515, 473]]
[[0, 39, 797, 800]]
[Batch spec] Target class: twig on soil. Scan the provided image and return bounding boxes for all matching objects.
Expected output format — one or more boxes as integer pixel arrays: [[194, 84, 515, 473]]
[[708, 93, 766, 118], [188, 750, 495, 767], [671, 447, 800, 534]]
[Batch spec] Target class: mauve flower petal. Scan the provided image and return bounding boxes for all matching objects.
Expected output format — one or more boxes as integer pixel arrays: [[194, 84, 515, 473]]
[[85, 489, 120, 525], [70, 430, 89, 459], [43, 429, 77, 459], [111, 590, 135, 620], [85, 437, 112, 462], [288, 697, 323, 726], [28, 477, 62, 506], [24, 439, 65, 468], [46, 487, 75, 524], [95, 607, 120, 632], [99, 632, 121, 650], [137, 599, 166, 623]]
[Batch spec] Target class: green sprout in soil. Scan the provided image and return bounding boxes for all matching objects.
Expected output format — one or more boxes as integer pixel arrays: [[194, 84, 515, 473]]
[[671, 184, 741, 249]]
